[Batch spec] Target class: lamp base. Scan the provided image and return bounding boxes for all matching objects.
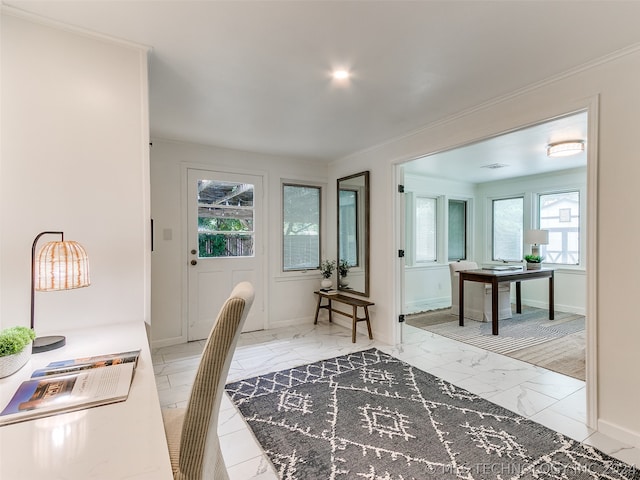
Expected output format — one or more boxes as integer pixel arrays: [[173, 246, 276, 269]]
[[32, 335, 66, 353]]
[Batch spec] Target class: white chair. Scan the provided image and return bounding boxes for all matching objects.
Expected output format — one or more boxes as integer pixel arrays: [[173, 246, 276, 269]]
[[162, 281, 255, 480], [450, 261, 512, 322]]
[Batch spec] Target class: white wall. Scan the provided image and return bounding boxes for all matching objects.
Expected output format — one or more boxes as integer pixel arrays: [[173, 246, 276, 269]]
[[332, 47, 640, 446], [149, 139, 328, 346], [0, 12, 150, 332]]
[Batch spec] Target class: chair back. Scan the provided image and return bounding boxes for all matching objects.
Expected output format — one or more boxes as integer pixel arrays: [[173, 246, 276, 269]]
[[177, 281, 255, 480]]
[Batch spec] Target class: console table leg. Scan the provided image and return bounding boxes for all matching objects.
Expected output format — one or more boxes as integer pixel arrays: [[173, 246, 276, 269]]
[[364, 306, 373, 340], [314, 295, 322, 325]]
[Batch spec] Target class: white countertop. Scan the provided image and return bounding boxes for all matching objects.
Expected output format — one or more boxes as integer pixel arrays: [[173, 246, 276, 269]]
[[0, 321, 173, 479]]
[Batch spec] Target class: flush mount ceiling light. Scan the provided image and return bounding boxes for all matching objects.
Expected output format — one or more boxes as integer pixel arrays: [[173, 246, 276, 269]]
[[332, 69, 350, 80], [547, 140, 585, 158]]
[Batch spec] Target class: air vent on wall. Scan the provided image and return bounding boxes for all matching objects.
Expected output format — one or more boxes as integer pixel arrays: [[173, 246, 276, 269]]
[[480, 163, 509, 169]]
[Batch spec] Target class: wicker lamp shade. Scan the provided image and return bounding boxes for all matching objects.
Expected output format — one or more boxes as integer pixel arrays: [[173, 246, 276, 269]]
[[36, 240, 90, 291], [30, 231, 91, 353]]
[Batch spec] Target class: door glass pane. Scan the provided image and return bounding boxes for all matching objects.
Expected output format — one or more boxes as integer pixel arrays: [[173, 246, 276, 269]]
[[493, 197, 523, 261], [197, 180, 254, 257]]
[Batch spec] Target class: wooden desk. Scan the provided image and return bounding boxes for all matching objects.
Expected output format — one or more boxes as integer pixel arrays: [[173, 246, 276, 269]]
[[459, 268, 554, 335], [0, 322, 172, 480], [314, 291, 374, 343]]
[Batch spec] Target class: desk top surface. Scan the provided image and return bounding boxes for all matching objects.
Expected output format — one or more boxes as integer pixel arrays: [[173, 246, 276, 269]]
[[461, 268, 554, 279], [0, 321, 172, 480]]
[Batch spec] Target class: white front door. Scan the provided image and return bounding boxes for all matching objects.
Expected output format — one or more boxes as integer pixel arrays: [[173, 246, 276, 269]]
[[187, 168, 264, 340]]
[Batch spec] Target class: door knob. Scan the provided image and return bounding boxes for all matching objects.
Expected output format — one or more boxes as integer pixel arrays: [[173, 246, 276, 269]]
[[190, 259, 197, 266]]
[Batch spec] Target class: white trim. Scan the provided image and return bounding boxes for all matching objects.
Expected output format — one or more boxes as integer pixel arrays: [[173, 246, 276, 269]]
[[1, 5, 152, 52], [598, 419, 640, 450], [585, 95, 599, 430]]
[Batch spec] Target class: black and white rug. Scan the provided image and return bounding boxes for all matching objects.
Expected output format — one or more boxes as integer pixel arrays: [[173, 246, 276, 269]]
[[225, 349, 638, 479]]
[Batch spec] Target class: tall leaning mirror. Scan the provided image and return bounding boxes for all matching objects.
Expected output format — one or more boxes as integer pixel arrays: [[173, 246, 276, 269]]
[[337, 171, 369, 297]]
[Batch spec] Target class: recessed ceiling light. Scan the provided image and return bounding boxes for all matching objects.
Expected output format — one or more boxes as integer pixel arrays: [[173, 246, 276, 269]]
[[547, 141, 584, 157], [332, 69, 350, 80]]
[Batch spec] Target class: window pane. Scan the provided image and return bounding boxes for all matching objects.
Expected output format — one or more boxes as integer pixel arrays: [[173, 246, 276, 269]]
[[539, 191, 580, 264], [448, 200, 466, 261], [339, 189, 358, 266], [416, 197, 436, 262], [197, 180, 254, 257], [493, 197, 523, 261], [283, 184, 320, 271]]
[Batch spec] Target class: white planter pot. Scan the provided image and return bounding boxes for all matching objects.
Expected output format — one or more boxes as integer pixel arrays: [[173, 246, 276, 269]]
[[0, 342, 32, 378], [321, 278, 333, 289]]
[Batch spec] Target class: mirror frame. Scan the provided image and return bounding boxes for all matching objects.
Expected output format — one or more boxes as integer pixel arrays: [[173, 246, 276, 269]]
[[337, 171, 370, 297]]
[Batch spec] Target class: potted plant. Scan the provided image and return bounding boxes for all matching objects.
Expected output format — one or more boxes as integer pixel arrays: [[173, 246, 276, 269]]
[[319, 260, 336, 289], [0, 326, 36, 378], [338, 259, 350, 287], [524, 254, 543, 270]]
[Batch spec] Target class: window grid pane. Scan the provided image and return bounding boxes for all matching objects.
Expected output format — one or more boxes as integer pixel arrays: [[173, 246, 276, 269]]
[[448, 200, 467, 261], [283, 184, 320, 271], [493, 197, 523, 261], [416, 197, 437, 262], [539, 191, 580, 265]]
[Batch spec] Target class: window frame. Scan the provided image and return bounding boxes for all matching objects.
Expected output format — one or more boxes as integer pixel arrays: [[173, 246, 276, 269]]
[[491, 196, 524, 262], [447, 198, 468, 261], [414, 195, 438, 264], [282, 182, 322, 272], [536, 189, 581, 266]]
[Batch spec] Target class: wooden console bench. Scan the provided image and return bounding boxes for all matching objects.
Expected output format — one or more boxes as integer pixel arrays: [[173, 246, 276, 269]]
[[314, 290, 374, 343]]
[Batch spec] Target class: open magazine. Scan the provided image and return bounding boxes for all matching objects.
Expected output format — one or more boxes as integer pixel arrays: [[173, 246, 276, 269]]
[[0, 350, 140, 426]]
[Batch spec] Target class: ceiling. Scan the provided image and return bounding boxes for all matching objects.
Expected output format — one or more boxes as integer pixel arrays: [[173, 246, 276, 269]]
[[4, 1, 640, 168]]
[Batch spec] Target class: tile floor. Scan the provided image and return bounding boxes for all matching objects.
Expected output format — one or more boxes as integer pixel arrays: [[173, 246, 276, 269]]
[[152, 321, 640, 479]]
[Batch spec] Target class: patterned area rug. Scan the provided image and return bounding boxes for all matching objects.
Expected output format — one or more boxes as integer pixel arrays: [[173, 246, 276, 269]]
[[226, 349, 638, 479], [406, 306, 584, 355], [406, 306, 585, 380]]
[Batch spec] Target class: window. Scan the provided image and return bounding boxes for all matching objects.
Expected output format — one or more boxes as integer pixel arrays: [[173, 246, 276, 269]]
[[197, 180, 254, 257], [539, 191, 580, 264], [338, 189, 359, 266], [282, 184, 321, 271], [448, 200, 467, 261], [415, 196, 437, 262], [493, 197, 523, 261]]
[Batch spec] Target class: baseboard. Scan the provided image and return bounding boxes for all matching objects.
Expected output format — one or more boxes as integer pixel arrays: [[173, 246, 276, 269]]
[[151, 335, 187, 349], [520, 299, 585, 316], [598, 419, 640, 449], [268, 316, 316, 329]]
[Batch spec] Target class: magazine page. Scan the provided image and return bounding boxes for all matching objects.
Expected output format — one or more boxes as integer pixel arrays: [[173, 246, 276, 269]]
[[0, 362, 135, 426], [31, 349, 141, 378]]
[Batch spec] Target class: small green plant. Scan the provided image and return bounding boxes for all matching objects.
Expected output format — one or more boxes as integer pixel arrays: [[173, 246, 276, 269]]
[[320, 260, 336, 279], [0, 326, 36, 357], [524, 254, 543, 263], [338, 259, 350, 277]]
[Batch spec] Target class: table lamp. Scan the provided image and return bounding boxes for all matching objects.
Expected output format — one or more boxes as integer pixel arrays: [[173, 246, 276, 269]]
[[31, 231, 90, 353], [524, 229, 549, 257]]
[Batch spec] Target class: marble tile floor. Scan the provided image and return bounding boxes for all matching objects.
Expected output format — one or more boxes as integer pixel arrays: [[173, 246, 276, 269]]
[[152, 322, 640, 479]]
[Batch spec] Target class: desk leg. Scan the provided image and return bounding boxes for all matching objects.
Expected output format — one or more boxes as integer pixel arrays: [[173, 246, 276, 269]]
[[492, 278, 499, 335], [516, 281, 522, 314], [549, 272, 555, 320], [314, 295, 322, 325], [328, 299, 333, 323], [459, 275, 465, 327]]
